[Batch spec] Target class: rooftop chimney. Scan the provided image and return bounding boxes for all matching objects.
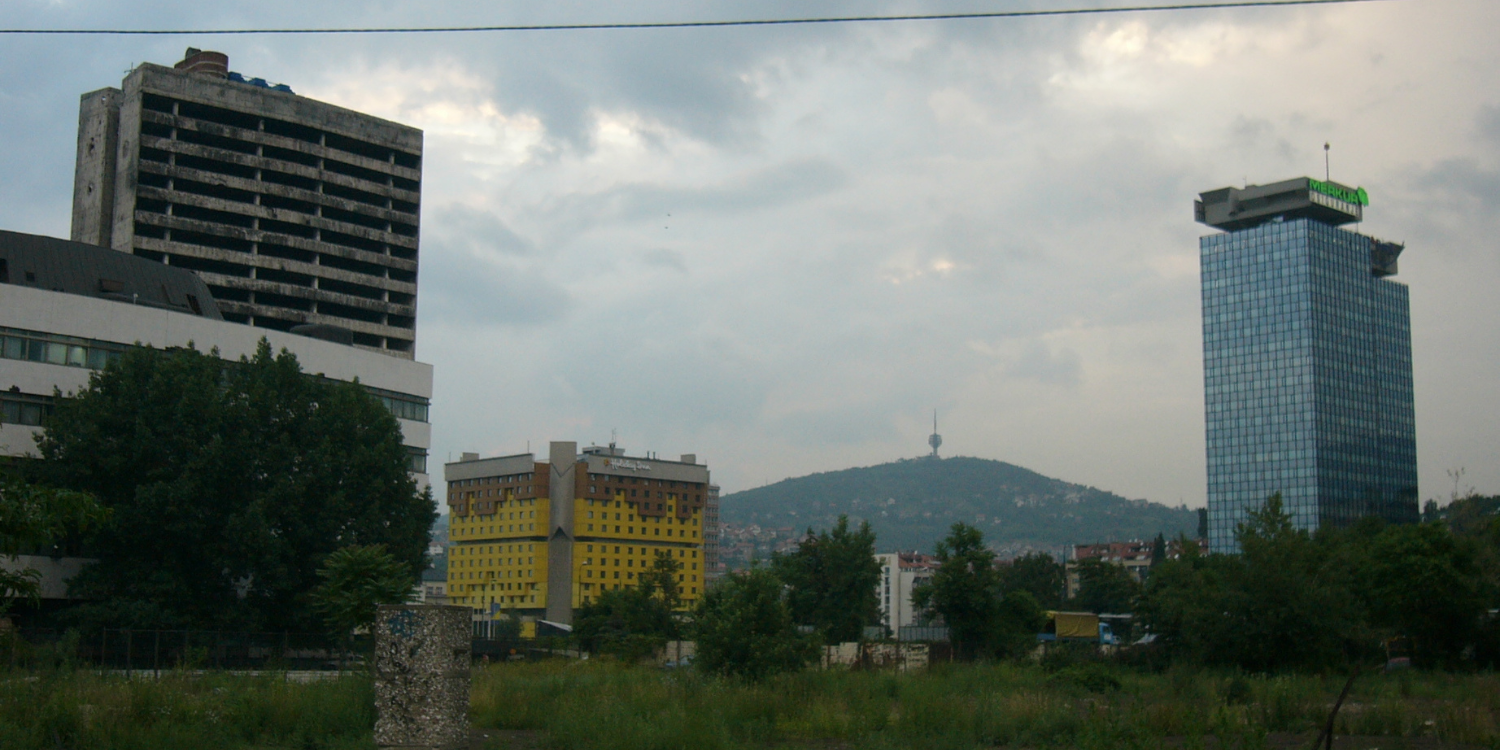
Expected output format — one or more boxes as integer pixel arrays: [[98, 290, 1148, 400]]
[[175, 48, 229, 79]]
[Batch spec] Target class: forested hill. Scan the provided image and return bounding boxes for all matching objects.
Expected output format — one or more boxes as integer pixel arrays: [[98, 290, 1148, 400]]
[[718, 456, 1198, 554]]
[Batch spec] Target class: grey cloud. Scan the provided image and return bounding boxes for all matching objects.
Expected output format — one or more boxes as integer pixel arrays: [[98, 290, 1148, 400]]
[[1414, 159, 1500, 203], [547, 158, 847, 227], [638, 248, 688, 272], [1006, 342, 1082, 387], [770, 406, 900, 448], [553, 329, 772, 429], [7, 1, 1500, 506], [430, 206, 536, 257], [1478, 105, 1500, 146], [420, 217, 570, 327]]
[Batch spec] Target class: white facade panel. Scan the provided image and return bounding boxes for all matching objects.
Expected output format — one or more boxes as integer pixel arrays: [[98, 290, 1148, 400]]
[[0, 283, 433, 486]]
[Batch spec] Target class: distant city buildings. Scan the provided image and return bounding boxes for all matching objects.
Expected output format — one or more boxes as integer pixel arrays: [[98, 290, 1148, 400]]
[[1065, 538, 1206, 598], [716, 524, 800, 571], [72, 48, 423, 358], [444, 443, 710, 624], [1196, 177, 1418, 552], [416, 568, 448, 605], [875, 551, 939, 633]]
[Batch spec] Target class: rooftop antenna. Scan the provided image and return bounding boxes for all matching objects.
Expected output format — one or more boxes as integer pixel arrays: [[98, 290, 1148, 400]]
[[928, 409, 943, 459], [1324, 142, 1331, 181]]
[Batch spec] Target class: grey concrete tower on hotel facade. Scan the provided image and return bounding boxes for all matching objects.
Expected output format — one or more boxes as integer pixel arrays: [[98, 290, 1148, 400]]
[[71, 49, 423, 358]]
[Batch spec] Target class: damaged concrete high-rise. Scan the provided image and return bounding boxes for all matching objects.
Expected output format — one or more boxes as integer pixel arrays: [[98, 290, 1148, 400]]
[[71, 49, 423, 358]]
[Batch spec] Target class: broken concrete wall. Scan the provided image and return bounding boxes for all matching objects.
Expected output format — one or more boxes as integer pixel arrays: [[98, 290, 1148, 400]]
[[373, 605, 470, 750]]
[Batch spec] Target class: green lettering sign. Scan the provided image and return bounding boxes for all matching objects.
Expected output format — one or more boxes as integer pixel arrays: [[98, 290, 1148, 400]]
[[1309, 178, 1369, 206]]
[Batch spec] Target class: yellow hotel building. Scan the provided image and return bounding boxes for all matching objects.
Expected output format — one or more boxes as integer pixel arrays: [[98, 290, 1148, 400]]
[[444, 441, 710, 625]]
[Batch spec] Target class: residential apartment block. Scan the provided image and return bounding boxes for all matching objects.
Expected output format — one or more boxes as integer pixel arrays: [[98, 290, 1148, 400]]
[[875, 551, 938, 635], [445, 443, 711, 625], [72, 49, 423, 358]]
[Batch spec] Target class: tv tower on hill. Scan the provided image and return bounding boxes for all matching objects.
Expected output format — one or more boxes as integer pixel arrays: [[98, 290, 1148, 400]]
[[928, 410, 942, 459]]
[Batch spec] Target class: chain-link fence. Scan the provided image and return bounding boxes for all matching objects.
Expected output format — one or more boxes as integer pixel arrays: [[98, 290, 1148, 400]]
[[5, 628, 364, 673], [4, 627, 566, 672]]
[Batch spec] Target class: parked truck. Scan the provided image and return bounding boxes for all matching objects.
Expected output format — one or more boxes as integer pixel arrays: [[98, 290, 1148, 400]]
[[1036, 611, 1119, 646]]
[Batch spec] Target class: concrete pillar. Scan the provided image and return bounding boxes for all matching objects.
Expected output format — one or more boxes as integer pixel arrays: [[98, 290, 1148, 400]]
[[544, 441, 577, 625], [372, 604, 470, 750]]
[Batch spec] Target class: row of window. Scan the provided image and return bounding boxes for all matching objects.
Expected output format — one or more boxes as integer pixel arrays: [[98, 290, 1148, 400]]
[[453, 473, 536, 487], [140, 93, 422, 178], [586, 510, 697, 524], [378, 396, 428, 422], [2, 327, 431, 426], [453, 499, 540, 516], [2, 330, 125, 370], [1, 388, 429, 473], [0, 393, 51, 426], [454, 542, 535, 555], [136, 166, 419, 239], [134, 220, 418, 285], [453, 523, 537, 537], [456, 595, 537, 608], [134, 195, 418, 265], [588, 473, 705, 490], [579, 584, 698, 604], [585, 523, 698, 538], [454, 486, 535, 500]]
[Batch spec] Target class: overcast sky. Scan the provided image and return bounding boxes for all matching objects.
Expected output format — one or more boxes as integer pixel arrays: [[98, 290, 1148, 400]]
[[2, 0, 1497, 507]]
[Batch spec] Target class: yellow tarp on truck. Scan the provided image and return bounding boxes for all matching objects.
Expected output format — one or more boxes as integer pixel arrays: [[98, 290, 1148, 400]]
[[1050, 612, 1099, 639]]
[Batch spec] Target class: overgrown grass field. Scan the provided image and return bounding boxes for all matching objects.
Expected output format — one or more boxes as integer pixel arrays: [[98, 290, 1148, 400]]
[[0, 669, 375, 750], [0, 661, 1496, 749], [471, 660, 1500, 750]]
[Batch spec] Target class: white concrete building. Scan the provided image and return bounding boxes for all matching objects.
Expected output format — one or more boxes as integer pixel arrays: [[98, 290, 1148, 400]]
[[875, 551, 939, 635], [0, 230, 433, 601]]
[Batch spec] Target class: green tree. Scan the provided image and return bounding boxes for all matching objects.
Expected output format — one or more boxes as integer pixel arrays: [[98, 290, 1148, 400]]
[[998, 552, 1065, 608], [1231, 494, 1362, 670], [1138, 495, 1362, 671], [0, 470, 107, 612], [39, 341, 434, 631], [911, 522, 1003, 659], [639, 549, 684, 611], [309, 544, 413, 645], [771, 515, 881, 644], [694, 567, 818, 681], [575, 551, 682, 659], [993, 589, 1047, 658], [1135, 534, 1237, 665], [1069, 558, 1141, 614], [1340, 521, 1486, 667], [1450, 501, 1500, 666]]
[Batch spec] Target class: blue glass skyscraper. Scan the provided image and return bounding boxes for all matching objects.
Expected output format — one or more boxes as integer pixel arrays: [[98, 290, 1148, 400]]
[[1196, 177, 1417, 553]]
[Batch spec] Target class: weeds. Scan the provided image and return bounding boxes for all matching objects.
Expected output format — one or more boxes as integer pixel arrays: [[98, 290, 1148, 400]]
[[0, 669, 374, 750], [470, 660, 1500, 750], [0, 659, 1494, 749]]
